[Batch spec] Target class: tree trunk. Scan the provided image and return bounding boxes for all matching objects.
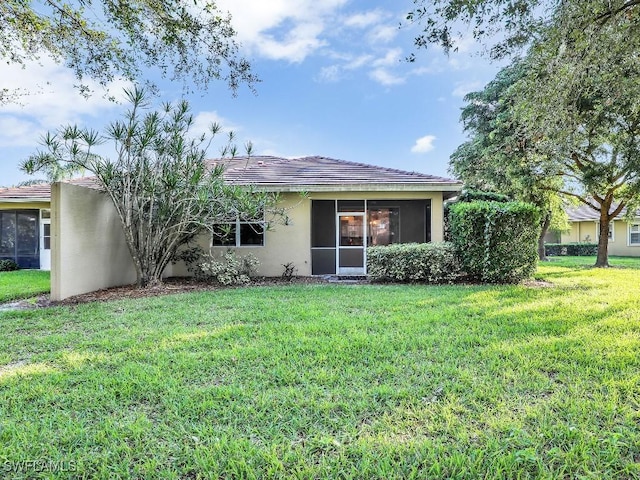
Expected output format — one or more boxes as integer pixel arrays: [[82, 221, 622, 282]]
[[538, 212, 551, 261], [595, 213, 610, 268]]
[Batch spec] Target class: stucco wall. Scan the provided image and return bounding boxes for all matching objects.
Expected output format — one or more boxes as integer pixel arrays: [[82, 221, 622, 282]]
[[51, 183, 136, 300], [171, 190, 446, 277], [560, 222, 597, 244], [0, 202, 50, 210], [560, 220, 640, 257]]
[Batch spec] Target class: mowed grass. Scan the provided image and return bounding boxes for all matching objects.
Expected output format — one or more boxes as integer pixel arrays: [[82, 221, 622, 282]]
[[0, 258, 639, 478], [0, 270, 50, 303]]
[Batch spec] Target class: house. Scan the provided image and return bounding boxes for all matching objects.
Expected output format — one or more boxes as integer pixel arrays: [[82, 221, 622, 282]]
[[2, 156, 462, 300], [0, 178, 97, 270], [560, 203, 640, 256]]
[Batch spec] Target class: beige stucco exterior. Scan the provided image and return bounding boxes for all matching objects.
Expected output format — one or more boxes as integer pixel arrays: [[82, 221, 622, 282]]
[[0, 201, 50, 210], [171, 190, 447, 278], [559, 219, 640, 256], [46, 184, 450, 299], [51, 182, 136, 301]]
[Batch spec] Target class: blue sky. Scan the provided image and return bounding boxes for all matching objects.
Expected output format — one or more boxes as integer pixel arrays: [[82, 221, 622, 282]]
[[0, 0, 502, 187]]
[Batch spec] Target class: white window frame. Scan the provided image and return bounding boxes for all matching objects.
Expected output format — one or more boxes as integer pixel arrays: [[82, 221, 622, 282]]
[[212, 217, 266, 248], [596, 220, 614, 242], [628, 222, 640, 246]]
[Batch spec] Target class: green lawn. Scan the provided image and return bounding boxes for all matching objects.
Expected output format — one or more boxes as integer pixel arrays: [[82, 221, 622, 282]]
[[0, 270, 50, 303], [1, 258, 639, 478]]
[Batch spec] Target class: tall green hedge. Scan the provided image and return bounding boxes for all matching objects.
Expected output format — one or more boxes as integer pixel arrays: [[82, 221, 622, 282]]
[[449, 200, 540, 283]]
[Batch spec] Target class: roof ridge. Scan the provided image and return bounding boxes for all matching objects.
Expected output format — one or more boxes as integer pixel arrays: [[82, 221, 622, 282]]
[[303, 156, 457, 182]]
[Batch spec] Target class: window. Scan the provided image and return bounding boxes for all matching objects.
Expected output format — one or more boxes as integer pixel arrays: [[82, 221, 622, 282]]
[[368, 208, 400, 245], [629, 223, 640, 245], [596, 221, 614, 242], [212, 218, 265, 247], [43, 223, 51, 250]]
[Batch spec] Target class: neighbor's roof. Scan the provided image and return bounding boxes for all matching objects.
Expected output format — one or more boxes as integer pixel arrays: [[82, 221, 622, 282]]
[[566, 201, 639, 222], [210, 156, 462, 192], [0, 177, 99, 201]]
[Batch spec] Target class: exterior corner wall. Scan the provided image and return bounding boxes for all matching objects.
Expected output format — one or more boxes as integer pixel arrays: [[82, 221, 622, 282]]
[[51, 183, 136, 301]]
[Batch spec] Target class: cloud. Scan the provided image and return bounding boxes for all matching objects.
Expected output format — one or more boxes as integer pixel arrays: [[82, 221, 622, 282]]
[[372, 48, 402, 67], [451, 81, 482, 98], [0, 57, 130, 147], [343, 10, 384, 29], [368, 24, 398, 44], [411, 135, 437, 154], [217, 0, 348, 63], [369, 68, 405, 86]]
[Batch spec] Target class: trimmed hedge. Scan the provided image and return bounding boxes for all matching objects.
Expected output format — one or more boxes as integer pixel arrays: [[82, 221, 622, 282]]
[[367, 242, 461, 283], [545, 243, 598, 256], [449, 200, 540, 283]]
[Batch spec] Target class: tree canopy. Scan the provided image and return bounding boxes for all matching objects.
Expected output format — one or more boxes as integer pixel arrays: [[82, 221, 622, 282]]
[[407, 0, 640, 59], [448, 2, 640, 266], [22, 88, 279, 287], [1, 0, 257, 103], [449, 60, 565, 260]]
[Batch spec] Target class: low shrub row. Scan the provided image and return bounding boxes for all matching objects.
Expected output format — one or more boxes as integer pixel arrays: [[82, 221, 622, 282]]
[[367, 242, 460, 283], [545, 243, 598, 256]]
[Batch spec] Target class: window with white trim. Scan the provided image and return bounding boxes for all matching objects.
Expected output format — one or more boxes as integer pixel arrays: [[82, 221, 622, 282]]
[[212, 218, 265, 247], [596, 221, 614, 242], [629, 223, 640, 245]]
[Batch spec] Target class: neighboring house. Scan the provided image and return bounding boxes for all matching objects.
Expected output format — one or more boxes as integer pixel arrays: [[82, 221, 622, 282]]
[[0, 178, 97, 270], [2, 156, 462, 299], [560, 203, 640, 256]]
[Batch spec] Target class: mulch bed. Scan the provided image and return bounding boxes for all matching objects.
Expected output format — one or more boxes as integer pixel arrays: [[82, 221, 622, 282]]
[[54, 276, 333, 306]]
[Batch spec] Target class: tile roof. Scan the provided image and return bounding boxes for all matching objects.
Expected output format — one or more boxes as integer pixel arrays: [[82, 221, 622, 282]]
[[0, 156, 461, 200], [0, 177, 99, 200], [566, 201, 639, 221], [209, 156, 461, 191]]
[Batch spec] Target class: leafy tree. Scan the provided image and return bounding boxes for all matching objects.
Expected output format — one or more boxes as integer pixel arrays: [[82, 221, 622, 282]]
[[514, 14, 640, 267], [1, 0, 257, 103], [407, 0, 640, 59], [450, 61, 565, 261], [22, 87, 280, 287]]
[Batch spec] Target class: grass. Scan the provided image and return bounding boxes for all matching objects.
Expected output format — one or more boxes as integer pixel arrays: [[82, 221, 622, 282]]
[[0, 270, 50, 303], [0, 257, 639, 479]]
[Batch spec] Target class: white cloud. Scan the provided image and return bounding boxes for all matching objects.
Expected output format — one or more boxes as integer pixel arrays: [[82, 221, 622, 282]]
[[318, 65, 342, 82], [372, 48, 402, 68], [452, 81, 482, 97], [369, 68, 405, 86], [343, 10, 384, 29], [191, 111, 239, 137], [368, 24, 398, 44], [217, 0, 348, 63], [0, 57, 130, 147], [411, 135, 437, 154]]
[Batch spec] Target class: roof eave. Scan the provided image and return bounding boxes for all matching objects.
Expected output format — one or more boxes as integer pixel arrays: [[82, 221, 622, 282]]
[[227, 183, 463, 193], [0, 197, 51, 203]]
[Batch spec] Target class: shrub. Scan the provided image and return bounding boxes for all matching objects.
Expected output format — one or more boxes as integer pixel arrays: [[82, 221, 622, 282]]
[[197, 250, 260, 285], [0, 259, 20, 272], [457, 190, 511, 203], [367, 242, 461, 283], [545, 243, 598, 256], [449, 200, 540, 283]]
